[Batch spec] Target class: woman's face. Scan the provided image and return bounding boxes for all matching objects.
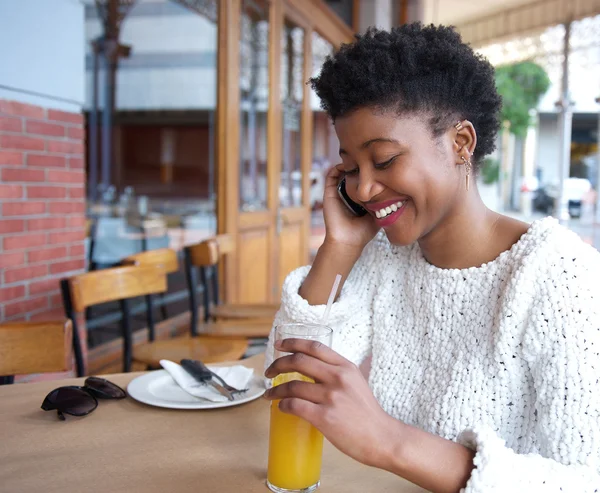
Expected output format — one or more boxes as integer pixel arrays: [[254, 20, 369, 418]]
[[335, 106, 467, 246]]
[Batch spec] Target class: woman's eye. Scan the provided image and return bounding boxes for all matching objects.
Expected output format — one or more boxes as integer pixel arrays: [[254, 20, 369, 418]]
[[374, 156, 397, 169], [344, 168, 359, 176]]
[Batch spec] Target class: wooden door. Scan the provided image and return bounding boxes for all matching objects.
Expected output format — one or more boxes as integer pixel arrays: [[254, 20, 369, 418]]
[[217, 0, 354, 304], [276, 7, 312, 294]]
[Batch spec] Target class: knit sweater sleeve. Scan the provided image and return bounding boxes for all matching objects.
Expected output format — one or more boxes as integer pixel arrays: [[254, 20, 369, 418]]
[[265, 235, 385, 369], [458, 244, 600, 492]]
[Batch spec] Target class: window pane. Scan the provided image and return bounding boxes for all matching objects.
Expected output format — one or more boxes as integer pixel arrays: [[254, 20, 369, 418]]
[[280, 20, 304, 208], [240, 0, 269, 211]]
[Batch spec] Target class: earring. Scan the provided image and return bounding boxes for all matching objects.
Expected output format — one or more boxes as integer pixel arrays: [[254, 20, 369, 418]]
[[454, 121, 463, 131], [461, 156, 472, 191]]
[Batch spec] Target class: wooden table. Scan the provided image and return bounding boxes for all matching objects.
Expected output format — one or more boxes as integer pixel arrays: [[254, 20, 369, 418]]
[[0, 355, 426, 493]]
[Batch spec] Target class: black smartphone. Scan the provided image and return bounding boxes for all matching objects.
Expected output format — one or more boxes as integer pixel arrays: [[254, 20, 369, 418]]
[[337, 178, 368, 217]]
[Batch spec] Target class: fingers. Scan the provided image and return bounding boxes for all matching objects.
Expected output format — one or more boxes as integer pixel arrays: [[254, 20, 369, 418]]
[[276, 338, 347, 366], [325, 164, 344, 190], [278, 397, 320, 423], [265, 352, 334, 382], [264, 379, 327, 404]]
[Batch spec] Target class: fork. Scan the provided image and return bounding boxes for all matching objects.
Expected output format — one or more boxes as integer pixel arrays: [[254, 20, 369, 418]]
[[180, 359, 249, 395]]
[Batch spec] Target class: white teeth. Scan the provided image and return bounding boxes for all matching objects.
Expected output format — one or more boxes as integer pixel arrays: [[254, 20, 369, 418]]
[[375, 201, 405, 219]]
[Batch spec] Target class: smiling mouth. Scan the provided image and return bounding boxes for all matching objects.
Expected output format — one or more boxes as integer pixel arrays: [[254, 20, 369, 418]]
[[374, 201, 405, 219]]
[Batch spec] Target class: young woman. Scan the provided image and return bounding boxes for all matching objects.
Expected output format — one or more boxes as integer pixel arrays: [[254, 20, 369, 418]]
[[263, 24, 600, 492]]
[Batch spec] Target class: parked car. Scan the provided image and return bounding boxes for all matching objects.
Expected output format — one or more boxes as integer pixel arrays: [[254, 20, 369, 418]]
[[532, 178, 592, 218]]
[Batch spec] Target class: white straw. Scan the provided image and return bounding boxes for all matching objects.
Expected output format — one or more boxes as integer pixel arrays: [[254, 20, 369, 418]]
[[321, 274, 342, 324]]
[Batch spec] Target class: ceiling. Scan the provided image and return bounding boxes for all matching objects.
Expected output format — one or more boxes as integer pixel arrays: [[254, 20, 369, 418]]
[[424, 0, 542, 26]]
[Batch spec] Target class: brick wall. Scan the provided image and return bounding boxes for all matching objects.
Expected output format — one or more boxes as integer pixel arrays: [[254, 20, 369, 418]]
[[0, 98, 87, 379]]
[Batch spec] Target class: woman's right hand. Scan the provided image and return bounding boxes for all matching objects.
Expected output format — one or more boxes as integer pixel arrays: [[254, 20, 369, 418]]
[[322, 165, 379, 254]]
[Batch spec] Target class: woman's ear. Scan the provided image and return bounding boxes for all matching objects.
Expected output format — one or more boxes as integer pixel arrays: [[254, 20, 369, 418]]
[[452, 120, 477, 164]]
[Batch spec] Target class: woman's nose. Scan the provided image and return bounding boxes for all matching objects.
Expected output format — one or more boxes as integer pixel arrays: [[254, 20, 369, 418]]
[[354, 173, 384, 203]]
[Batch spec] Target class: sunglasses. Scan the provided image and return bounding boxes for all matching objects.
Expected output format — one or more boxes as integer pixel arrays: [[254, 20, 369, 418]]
[[41, 376, 127, 420]]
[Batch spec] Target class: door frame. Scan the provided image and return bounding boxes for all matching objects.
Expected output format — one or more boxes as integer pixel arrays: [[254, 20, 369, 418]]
[[216, 0, 354, 303]]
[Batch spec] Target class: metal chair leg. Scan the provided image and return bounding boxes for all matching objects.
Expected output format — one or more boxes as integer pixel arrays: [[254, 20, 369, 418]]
[[145, 294, 156, 342], [184, 249, 200, 336], [159, 293, 168, 320], [120, 299, 133, 373], [61, 279, 85, 377]]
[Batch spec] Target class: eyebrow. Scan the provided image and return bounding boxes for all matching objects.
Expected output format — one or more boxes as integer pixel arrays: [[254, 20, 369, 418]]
[[339, 137, 401, 156]]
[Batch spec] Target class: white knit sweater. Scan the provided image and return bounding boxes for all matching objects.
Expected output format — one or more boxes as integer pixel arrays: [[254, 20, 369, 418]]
[[268, 217, 600, 492]]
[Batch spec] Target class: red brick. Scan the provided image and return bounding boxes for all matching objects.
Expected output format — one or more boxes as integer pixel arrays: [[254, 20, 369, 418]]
[[3, 233, 47, 251], [0, 184, 23, 199], [67, 215, 86, 228], [49, 293, 64, 306], [5, 296, 49, 318], [2, 201, 46, 216], [48, 230, 84, 245], [69, 186, 85, 199], [49, 258, 85, 275], [68, 157, 84, 169], [0, 285, 26, 303], [28, 246, 68, 264], [0, 100, 45, 119], [26, 153, 67, 168], [47, 109, 83, 125], [4, 264, 47, 284], [26, 120, 65, 137], [0, 134, 45, 151], [0, 151, 23, 165], [30, 309, 67, 322], [2, 167, 45, 182], [46, 140, 84, 154], [0, 252, 25, 269], [29, 278, 60, 296], [67, 126, 84, 140], [27, 217, 67, 231], [69, 243, 86, 257], [0, 219, 25, 234], [27, 185, 67, 199], [0, 115, 22, 133], [47, 169, 84, 184], [48, 202, 85, 214]]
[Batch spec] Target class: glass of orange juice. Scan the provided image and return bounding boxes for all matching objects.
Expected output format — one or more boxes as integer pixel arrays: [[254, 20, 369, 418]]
[[267, 323, 333, 493]]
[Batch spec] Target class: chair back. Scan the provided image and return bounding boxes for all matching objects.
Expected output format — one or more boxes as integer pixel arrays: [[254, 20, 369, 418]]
[[122, 248, 179, 274], [62, 265, 168, 376], [68, 264, 167, 313], [184, 235, 235, 329], [0, 320, 72, 379], [186, 234, 234, 268]]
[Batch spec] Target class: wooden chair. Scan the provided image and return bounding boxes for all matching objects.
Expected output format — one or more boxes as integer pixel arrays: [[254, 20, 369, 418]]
[[131, 335, 249, 370], [61, 264, 168, 376], [122, 248, 251, 369], [0, 320, 73, 385], [184, 234, 279, 329], [122, 248, 179, 332]]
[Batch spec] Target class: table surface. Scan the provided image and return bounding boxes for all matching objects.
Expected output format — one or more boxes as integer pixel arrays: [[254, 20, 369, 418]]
[[0, 354, 426, 493]]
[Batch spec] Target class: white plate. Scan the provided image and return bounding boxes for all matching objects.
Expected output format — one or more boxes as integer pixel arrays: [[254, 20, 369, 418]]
[[127, 369, 266, 410]]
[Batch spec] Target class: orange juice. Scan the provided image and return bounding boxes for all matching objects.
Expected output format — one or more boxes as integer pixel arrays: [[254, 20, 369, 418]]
[[267, 373, 324, 492]]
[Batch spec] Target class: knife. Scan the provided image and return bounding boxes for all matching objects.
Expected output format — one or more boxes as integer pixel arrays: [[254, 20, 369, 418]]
[[180, 359, 234, 401]]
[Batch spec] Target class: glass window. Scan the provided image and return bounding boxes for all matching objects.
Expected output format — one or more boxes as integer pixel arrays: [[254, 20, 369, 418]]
[[310, 32, 335, 212], [280, 20, 304, 208], [239, 0, 269, 211], [83, 0, 219, 348]]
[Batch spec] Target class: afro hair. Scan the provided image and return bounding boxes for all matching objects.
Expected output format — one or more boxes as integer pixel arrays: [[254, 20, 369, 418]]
[[310, 23, 502, 164]]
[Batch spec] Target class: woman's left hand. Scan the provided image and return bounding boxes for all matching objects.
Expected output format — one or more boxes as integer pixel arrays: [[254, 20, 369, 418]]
[[264, 338, 402, 469]]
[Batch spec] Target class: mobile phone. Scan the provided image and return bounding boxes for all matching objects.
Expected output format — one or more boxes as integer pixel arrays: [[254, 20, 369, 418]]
[[337, 178, 368, 217]]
